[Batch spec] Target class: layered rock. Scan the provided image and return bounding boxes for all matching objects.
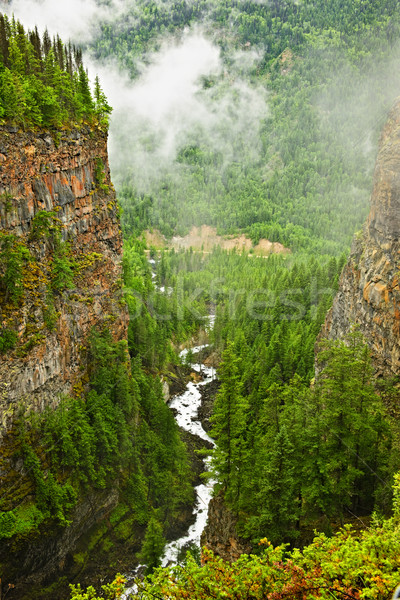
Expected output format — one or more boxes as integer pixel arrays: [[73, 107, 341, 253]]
[[0, 124, 129, 595], [0, 124, 128, 432], [201, 492, 252, 562], [320, 99, 400, 376]]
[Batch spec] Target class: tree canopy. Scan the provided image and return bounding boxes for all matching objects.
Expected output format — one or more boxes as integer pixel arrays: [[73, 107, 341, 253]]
[[0, 13, 111, 128]]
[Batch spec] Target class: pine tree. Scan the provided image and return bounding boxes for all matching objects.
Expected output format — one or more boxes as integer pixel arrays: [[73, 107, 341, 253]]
[[94, 74, 112, 124], [0, 14, 10, 68], [313, 330, 391, 519], [211, 342, 249, 507], [139, 514, 166, 574], [250, 426, 299, 545]]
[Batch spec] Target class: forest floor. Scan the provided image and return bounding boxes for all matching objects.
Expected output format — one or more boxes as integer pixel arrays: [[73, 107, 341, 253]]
[[145, 226, 290, 256]]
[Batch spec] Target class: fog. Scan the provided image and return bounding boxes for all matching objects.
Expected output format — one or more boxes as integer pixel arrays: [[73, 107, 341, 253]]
[[2, 0, 269, 198], [0, 0, 126, 42], [2, 0, 400, 237], [90, 32, 268, 193]]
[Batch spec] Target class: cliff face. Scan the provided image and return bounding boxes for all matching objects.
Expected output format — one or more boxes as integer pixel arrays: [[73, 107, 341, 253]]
[[0, 124, 128, 430], [201, 492, 252, 562], [0, 123, 129, 594], [320, 99, 400, 376]]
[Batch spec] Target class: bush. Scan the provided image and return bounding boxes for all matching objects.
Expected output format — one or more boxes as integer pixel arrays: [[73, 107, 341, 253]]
[[0, 328, 17, 353]]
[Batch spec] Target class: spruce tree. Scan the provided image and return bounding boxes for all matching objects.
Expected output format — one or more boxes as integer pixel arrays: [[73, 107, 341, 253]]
[[139, 515, 166, 574]]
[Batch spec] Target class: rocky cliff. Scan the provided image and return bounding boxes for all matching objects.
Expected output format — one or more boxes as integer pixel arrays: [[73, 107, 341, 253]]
[[320, 99, 400, 377], [0, 123, 128, 596], [201, 492, 252, 563], [0, 124, 127, 428]]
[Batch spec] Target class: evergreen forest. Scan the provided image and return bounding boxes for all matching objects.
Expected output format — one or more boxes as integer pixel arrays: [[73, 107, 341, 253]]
[[2, 0, 400, 598]]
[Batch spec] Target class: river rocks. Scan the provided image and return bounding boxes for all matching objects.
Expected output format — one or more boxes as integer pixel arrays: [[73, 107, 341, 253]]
[[198, 378, 220, 434], [320, 98, 400, 377]]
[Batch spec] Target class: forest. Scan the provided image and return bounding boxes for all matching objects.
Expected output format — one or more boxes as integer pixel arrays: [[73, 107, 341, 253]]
[[0, 14, 110, 127], [99, 0, 400, 594], [1, 0, 400, 598]]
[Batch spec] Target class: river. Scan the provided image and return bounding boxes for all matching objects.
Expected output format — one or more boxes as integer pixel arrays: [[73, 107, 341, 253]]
[[123, 270, 217, 594], [162, 344, 216, 566]]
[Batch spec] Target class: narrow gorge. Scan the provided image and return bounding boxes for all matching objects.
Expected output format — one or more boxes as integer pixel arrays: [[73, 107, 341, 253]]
[[2, 2, 400, 598]]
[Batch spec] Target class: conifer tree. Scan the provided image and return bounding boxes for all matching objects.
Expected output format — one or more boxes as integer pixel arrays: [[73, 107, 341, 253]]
[[139, 514, 166, 574], [250, 426, 299, 545], [211, 342, 249, 506]]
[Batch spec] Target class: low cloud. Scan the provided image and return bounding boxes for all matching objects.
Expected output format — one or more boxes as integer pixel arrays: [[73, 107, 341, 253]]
[[92, 31, 269, 193], [1, 0, 269, 204], [0, 0, 125, 42]]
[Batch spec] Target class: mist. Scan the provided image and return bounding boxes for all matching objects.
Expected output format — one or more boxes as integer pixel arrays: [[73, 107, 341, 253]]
[[92, 32, 269, 194], [0, 0, 126, 42], [1, 0, 269, 200], [314, 43, 400, 174], [3, 0, 400, 240]]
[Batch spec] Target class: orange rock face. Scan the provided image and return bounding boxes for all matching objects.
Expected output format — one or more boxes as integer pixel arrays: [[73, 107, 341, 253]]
[[201, 492, 252, 562], [0, 125, 128, 433], [320, 99, 400, 376]]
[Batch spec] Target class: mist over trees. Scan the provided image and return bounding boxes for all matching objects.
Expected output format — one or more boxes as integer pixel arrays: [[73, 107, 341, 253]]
[[2, 0, 400, 597], [86, 0, 400, 254], [0, 13, 110, 127]]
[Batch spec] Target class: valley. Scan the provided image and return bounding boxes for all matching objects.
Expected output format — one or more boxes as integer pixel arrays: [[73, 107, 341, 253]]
[[1, 1, 400, 599]]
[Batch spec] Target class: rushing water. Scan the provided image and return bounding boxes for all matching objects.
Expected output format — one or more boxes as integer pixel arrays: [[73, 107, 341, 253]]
[[122, 281, 217, 594], [162, 346, 216, 566]]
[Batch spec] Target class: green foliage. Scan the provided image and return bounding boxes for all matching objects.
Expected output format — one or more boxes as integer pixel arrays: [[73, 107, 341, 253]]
[[94, 75, 112, 127], [71, 491, 400, 600], [42, 293, 58, 330], [209, 329, 393, 545], [210, 342, 249, 505], [9, 251, 193, 538], [0, 233, 30, 303], [133, 512, 400, 600], [94, 158, 110, 193], [29, 210, 61, 241], [123, 237, 205, 370], [0, 190, 13, 212], [139, 514, 166, 575], [154, 247, 344, 384], [0, 510, 16, 538], [0, 13, 109, 128], [51, 237, 74, 292], [0, 327, 17, 352], [19, 439, 76, 525], [69, 574, 125, 600]]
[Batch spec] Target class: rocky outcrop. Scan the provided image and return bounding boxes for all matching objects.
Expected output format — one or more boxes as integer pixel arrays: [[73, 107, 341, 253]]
[[0, 123, 128, 596], [201, 492, 252, 562], [0, 124, 128, 432], [320, 99, 400, 377]]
